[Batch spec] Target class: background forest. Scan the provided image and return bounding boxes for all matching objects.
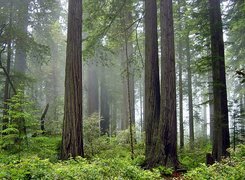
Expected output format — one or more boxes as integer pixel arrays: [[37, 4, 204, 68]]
[[0, 0, 244, 179]]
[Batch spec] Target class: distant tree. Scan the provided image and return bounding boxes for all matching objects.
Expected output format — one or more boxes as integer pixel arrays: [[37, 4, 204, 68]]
[[14, 0, 29, 81], [61, 0, 84, 159], [87, 61, 99, 116], [177, 0, 184, 149], [100, 67, 110, 135], [208, 0, 230, 161], [186, 31, 195, 149]]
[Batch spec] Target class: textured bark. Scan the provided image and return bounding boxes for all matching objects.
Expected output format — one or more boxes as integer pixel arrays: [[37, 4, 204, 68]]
[[61, 0, 83, 160], [144, 0, 161, 166], [209, 0, 230, 161], [186, 32, 194, 149], [87, 61, 99, 116], [209, 73, 214, 143], [159, 0, 179, 168]]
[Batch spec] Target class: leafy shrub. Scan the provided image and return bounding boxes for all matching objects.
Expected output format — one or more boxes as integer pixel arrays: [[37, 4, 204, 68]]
[[84, 113, 101, 157], [184, 144, 245, 179], [0, 156, 160, 179]]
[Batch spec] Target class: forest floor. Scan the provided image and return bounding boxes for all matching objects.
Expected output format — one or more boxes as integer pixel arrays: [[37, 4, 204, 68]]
[[0, 135, 244, 179]]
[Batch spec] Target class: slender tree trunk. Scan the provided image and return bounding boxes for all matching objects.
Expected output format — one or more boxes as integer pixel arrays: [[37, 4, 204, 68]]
[[61, 0, 83, 160], [120, 49, 129, 130], [50, 40, 59, 122], [159, 0, 179, 168], [125, 32, 134, 159], [186, 32, 194, 149], [177, 0, 184, 149], [144, 0, 161, 167], [209, 0, 230, 161], [3, 1, 13, 130]]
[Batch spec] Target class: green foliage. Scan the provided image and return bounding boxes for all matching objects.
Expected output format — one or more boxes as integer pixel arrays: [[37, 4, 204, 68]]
[[84, 113, 100, 156], [179, 143, 211, 169], [0, 88, 39, 152], [185, 145, 245, 179], [0, 135, 160, 179], [155, 166, 173, 176]]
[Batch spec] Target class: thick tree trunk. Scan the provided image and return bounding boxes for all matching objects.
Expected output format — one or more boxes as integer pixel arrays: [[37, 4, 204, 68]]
[[61, 0, 83, 160], [186, 32, 194, 149], [144, 0, 161, 167], [159, 0, 179, 168], [209, 0, 230, 161]]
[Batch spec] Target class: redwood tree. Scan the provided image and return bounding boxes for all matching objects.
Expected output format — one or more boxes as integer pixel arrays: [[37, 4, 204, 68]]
[[209, 0, 230, 161], [61, 0, 84, 160], [159, 0, 179, 167], [144, 0, 161, 167]]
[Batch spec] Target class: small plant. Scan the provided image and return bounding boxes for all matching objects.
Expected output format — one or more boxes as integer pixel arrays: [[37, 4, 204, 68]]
[[0, 88, 38, 153]]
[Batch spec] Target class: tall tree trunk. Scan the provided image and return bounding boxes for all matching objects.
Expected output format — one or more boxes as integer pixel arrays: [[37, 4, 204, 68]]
[[159, 0, 179, 168], [186, 32, 194, 149], [177, 0, 184, 149], [50, 40, 59, 122], [3, 1, 13, 130], [209, 0, 230, 161], [120, 49, 129, 130], [144, 0, 161, 167], [61, 0, 83, 160], [125, 34, 135, 159], [87, 61, 99, 116]]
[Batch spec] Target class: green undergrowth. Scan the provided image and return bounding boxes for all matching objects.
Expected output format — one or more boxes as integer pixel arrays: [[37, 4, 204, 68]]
[[0, 135, 244, 179], [184, 144, 245, 180], [0, 135, 161, 179]]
